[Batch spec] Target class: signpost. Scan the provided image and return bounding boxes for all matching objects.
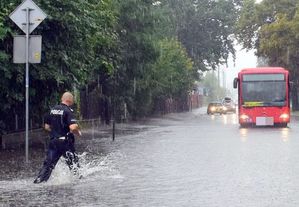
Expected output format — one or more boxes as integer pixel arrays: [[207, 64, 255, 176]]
[[13, 35, 42, 63], [9, 0, 46, 162]]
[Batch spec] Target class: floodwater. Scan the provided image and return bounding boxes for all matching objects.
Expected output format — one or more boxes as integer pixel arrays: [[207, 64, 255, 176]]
[[2, 108, 299, 207]]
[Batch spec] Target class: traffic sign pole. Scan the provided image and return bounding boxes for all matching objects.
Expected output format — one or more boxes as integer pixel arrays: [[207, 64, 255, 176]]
[[9, 0, 46, 163], [25, 7, 30, 163]]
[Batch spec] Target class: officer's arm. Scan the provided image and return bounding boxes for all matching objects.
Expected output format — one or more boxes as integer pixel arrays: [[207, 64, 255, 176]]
[[44, 113, 51, 131], [66, 109, 82, 136], [44, 123, 51, 132], [69, 123, 82, 136]]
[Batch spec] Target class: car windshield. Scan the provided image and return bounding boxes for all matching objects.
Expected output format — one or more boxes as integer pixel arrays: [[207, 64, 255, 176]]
[[210, 103, 221, 106]]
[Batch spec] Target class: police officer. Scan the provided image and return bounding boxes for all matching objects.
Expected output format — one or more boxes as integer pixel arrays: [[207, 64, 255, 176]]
[[34, 92, 82, 184]]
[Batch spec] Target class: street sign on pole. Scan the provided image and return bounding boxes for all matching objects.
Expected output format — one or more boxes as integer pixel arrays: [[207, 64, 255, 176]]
[[9, 0, 47, 35], [9, 0, 46, 163], [13, 35, 42, 63]]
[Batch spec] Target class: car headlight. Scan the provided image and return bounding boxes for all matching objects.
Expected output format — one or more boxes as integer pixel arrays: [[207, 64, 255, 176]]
[[210, 107, 216, 111], [222, 106, 227, 111]]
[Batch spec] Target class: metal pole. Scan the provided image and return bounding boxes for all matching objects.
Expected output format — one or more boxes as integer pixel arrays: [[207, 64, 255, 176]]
[[112, 119, 115, 141], [112, 73, 116, 141], [25, 7, 30, 162], [217, 66, 220, 88], [92, 119, 95, 139]]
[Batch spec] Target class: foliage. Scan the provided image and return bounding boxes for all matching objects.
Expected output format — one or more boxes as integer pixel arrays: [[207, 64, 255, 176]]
[[157, 0, 239, 71], [235, 0, 299, 109], [114, 0, 160, 117], [0, 0, 118, 133], [201, 71, 227, 103], [0, 0, 241, 132], [151, 38, 194, 101]]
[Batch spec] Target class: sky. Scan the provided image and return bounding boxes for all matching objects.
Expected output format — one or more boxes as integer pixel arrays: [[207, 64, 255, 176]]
[[220, 44, 257, 99], [220, 0, 262, 98], [205, 0, 261, 99]]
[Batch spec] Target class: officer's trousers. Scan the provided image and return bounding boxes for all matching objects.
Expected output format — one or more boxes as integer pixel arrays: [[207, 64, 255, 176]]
[[34, 135, 79, 183]]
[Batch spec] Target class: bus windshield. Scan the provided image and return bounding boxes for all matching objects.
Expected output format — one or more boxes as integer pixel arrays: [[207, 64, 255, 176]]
[[241, 74, 286, 107]]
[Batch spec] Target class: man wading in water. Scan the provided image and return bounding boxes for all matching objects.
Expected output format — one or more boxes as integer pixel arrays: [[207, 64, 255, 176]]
[[34, 92, 82, 183]]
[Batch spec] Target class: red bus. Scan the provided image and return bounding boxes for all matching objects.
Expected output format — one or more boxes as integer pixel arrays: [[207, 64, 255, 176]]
[[233, 67, 290, 127]]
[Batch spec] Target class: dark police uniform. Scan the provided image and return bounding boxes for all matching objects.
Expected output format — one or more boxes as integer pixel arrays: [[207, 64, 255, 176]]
[[34, 103, 80, 183]]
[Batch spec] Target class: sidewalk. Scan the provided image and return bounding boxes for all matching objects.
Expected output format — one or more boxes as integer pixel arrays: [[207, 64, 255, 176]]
[[292, 111, 299, 117]]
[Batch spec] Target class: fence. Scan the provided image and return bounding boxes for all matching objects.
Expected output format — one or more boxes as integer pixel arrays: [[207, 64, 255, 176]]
[[1, 93, 203, 150], [0, 118, 114, 150], [1, 128, 48, 150]]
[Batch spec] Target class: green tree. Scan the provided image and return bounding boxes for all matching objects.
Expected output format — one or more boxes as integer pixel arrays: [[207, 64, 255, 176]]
[[150, 38, 194, 111], [114, 0, 159, 118], [201, 71, 227, 103], [236, 0, 299, 109], [0, 0, 118, 133], [157, 0, 239, 71], [0, 0, 246, 133]]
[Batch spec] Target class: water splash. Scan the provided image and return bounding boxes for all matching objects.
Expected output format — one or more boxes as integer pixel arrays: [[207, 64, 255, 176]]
[[46, 151, 124, 185], [0, 151, 124, 192]]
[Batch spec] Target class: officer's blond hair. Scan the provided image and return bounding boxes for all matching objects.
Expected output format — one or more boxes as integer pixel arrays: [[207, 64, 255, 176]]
[[61, 92, 74, 105]]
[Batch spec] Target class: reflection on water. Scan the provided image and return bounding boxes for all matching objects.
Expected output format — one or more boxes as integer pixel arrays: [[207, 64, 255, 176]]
[[211, 114, 216, 120], [221, 114, 238, 125], [280, 127, 289, 142], [238, 125, 290, 143], [232, 114, 238, 125], [239, 128, 248, 142], [223, 114, 228, 125]]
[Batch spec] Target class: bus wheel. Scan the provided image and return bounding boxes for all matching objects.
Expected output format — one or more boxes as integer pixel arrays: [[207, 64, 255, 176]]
[[275, 123, 288, 128], [240, 123, 247, 128]]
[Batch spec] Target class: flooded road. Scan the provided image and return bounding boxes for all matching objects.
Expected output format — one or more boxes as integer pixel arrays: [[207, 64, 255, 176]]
[[2, 108, 299, 206]]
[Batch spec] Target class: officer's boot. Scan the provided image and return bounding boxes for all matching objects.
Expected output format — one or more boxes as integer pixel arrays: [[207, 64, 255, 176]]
[[33, 166, 53, 184], [65, 151, 82, 179]]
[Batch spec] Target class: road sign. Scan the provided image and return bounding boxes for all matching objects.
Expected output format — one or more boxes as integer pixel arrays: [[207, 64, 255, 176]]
[[13, 35, 42, 63], [9, 0, 47, 34], [9, 0, 46, 163]]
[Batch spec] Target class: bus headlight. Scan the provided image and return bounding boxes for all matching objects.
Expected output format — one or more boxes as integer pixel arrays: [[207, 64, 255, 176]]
[[240, 114, 249, 120], [240, 114, 251, 122], [279, 113, 289, 120]]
